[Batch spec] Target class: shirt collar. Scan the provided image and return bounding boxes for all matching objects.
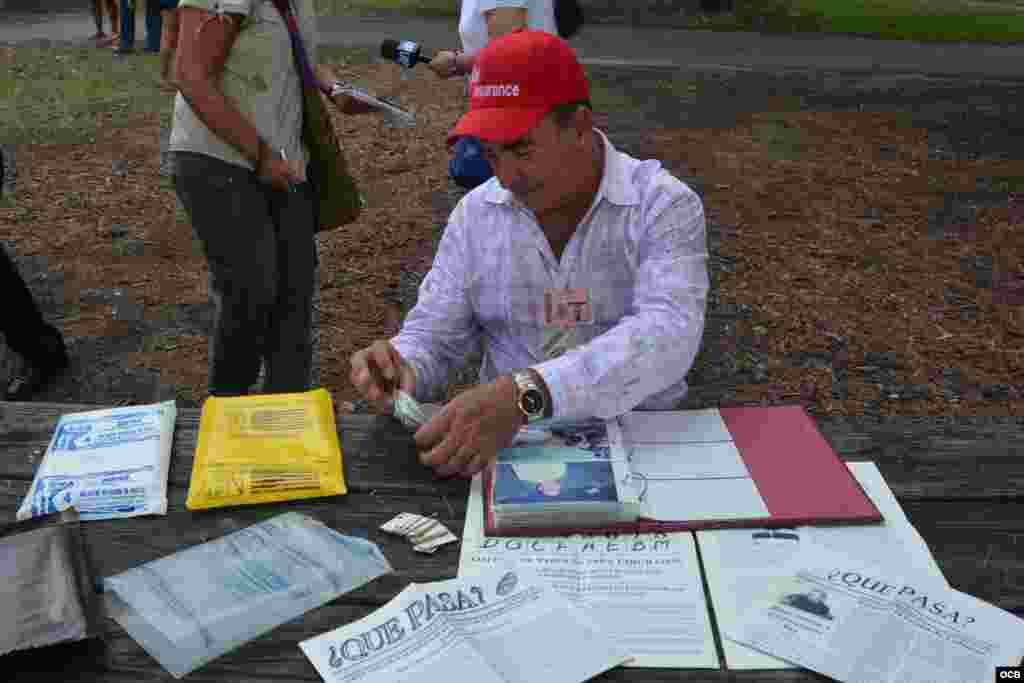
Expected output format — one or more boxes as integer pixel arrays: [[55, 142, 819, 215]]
[[483, 128, 642, 208]]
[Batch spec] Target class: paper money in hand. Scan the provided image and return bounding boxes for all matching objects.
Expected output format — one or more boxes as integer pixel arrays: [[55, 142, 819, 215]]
[[392, 390, 440, 430]]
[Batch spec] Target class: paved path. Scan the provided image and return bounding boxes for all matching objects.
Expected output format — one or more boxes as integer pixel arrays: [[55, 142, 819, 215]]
[[3, 9, 1024, 80]]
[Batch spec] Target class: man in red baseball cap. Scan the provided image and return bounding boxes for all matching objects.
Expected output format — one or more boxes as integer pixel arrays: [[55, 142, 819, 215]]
[[351, 30, 709, 480], [446, 27, 598, 233]]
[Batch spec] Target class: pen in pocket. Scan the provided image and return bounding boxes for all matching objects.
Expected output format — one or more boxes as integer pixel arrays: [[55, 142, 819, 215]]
[[279, 148, 296, 193]]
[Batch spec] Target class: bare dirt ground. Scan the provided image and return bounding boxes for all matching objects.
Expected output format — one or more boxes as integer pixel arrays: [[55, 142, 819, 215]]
[[1, 53, 1022, 417]]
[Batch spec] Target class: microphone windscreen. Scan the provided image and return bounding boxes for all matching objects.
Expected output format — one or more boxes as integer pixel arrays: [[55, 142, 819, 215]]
[[380, 39, 399, 60]]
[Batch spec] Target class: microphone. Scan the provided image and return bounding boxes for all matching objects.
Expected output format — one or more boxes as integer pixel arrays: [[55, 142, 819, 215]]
[[380, 39, 433, 69]]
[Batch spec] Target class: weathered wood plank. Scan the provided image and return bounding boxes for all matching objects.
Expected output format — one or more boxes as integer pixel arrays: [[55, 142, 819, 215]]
[[3, 478, 1024, 610], [815, 415, 1024, 499], [0, 481, 462, 594], [3, 405, 1023, 499]]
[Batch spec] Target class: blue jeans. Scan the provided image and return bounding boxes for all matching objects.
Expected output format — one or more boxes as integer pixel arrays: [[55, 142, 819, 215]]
[[118, 0, 135, 49], [144, 0, 162, 51], [172, 152, 318, 396]]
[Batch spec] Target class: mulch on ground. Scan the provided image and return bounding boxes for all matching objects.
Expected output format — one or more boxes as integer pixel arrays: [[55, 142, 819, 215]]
[[653, 106, 1023, 416], [1, 49, 1022, 416]]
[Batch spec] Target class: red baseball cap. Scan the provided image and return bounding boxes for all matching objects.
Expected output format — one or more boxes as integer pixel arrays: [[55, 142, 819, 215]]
[[446, 29, 589, 146]]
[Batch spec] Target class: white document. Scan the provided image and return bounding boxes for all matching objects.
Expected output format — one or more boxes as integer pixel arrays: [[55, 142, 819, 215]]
[[608, 413, 770, 523], [300, 568, 630, 682], [641, 477, 771, 522], [725, 544, 1024, 683], [628, 441, 749, 479], [460, 477, 719, 669], [618, 409, 731, 443], [698, 461, 947, 670]]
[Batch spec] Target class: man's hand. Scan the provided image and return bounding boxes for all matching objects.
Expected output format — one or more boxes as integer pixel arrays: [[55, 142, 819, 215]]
[[414, 375, 523, 478], [349, 340, 416, 414], [427, 50, 459, 79]]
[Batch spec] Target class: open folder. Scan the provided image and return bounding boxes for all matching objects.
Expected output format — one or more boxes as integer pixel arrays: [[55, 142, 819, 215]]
[[481, 406, 883, 537]]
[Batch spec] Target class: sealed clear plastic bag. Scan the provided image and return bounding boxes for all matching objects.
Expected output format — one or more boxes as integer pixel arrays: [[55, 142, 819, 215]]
[[103, 512, 392, 678]]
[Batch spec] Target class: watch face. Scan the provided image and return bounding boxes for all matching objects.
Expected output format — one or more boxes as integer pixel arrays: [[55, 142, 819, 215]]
[[521, 389, 544, 415]]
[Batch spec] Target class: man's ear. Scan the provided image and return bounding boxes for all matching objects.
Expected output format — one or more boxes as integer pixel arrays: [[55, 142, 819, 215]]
[[574, 106, 593, 142]]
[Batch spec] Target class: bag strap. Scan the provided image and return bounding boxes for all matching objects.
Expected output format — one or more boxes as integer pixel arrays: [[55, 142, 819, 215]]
[[267, 0, 332, 97]]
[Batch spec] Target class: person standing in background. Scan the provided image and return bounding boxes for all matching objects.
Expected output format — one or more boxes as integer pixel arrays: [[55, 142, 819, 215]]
[[426, 0, 557, 190], [90, 0, 107, 43], [170, 0, 375, 397], [116, 0, 136, 55], [428, 0, 556, 81], [97, 0, 120, 47], [0, 149, 71, 401], [158, 0, 180, 92], [144, 0, 163, 54]]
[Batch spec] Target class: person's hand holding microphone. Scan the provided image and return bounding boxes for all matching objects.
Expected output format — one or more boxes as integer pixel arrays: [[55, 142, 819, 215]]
[[427, 50, 462, 78], [380, 39, 463, 79]]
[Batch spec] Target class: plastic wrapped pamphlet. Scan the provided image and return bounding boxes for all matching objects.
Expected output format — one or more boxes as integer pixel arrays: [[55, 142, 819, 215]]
[[186, 389, 346, 510], [102, 512, 393, 679], [17, 400, 177, 522]]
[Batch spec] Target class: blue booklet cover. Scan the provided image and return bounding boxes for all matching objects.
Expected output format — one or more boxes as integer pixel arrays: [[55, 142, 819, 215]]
[[491, 419, 635, 508]]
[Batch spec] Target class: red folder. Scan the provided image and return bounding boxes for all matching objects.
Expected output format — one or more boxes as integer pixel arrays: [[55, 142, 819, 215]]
[[482, 405, 883, 537]]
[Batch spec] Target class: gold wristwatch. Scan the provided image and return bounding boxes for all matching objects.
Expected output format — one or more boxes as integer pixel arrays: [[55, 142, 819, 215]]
[[512, 370, 547, 424]]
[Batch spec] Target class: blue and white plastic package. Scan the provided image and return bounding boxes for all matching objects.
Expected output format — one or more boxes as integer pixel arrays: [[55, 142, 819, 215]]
[[16, 400, 177, 522]]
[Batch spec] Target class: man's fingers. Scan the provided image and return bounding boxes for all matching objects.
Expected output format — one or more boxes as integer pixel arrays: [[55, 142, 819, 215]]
[[448, 442, 477, 471], [461, 451, 490, 478], [419, 430, 456, 467], [370, 342, 395, 381], [399, 362, 416, 394], [413, 407, 448, 451]]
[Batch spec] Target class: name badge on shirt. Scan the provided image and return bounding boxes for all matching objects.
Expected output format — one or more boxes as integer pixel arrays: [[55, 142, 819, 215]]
[[543, 288, 593, 328], [540, 288, 592, 360]]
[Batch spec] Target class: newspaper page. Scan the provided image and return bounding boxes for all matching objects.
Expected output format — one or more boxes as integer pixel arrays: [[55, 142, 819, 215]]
[[460, 476, 719, 669], [698, 461, 947, 670], [725, 544, 1024, 683], [300, 567, 630, 682]]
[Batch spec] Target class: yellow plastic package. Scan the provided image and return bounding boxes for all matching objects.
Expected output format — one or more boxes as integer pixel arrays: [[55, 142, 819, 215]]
[[186, 389, 347, 510]]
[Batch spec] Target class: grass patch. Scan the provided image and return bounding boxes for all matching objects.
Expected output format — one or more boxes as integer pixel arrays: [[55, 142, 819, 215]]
[[13, 206, 34, 224], [752, 120, 801, 160], [0, 48, 168, 144], [992, 176, 1024, 193], [585, 70, 644, 113], [314, 0, 456, 18], [655, 79, 702, 100], [143, 334, 180, 353], [689, 0, 1024, 42]]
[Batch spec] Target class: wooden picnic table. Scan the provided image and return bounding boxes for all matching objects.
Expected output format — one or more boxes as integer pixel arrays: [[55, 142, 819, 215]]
[[2, 401, 1022, 682]]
